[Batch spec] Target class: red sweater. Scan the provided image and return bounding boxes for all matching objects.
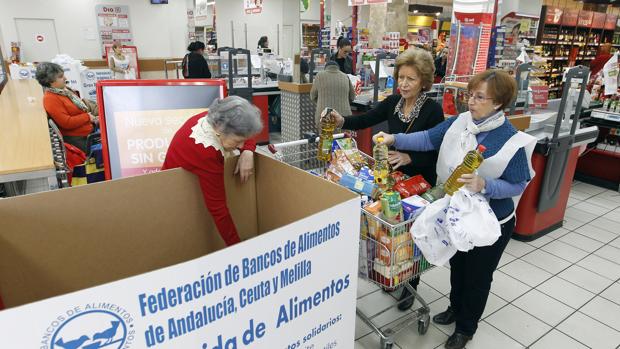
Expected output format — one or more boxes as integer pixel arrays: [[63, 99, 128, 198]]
[[162, 112, 257, 246], [43, 91, 93, 137]]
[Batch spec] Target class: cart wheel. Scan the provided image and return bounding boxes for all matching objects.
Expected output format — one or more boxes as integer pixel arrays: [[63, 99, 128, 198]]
[[418, 316, 430, 335], [382, 342, 393, 349]]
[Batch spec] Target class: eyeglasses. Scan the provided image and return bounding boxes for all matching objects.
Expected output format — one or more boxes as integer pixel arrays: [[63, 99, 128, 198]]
[[464, 92, 493, 104]]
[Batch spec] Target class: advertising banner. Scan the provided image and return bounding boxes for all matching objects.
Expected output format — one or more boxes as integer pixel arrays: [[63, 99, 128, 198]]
[[97, 80, 226, 179], [96, 5, 133, 57], [244, 0, 263, 14], [0, 186, 360, 349], [104, 45, 141, 79], [113, 108, 206, 177]]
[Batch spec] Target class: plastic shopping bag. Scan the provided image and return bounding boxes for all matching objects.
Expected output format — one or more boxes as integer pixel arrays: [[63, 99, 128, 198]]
[[445, 189, 501, 252], [410, 196, 456, 266]]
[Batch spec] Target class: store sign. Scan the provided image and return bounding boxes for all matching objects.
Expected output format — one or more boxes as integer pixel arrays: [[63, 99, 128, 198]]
[[592, 12, 606, 29], [95, 5, 133, 57], [562, 9, 579, 27], [605, 14, 617, 30], [531, 85, 549, 109], [578, 10, 593, 28], [545, 6, 562, 25], [244, 0, 263, 14], [0, 198, 360, 349]]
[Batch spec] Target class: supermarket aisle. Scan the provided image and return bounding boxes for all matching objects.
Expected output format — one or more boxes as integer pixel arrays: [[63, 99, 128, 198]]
[[355, 182, 620, 349]]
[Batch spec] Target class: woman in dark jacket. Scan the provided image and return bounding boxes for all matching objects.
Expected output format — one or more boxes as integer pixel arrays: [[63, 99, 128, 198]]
[[325, 47, 444, 309], [183, 41, 211, 79]]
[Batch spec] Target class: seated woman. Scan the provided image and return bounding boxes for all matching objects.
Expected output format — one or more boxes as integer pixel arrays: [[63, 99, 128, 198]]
[[36, 62, 97, 153], [162, 96, 263, 246]]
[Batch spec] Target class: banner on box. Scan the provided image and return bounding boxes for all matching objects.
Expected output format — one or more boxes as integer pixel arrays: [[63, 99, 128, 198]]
[[0, 199, 360, 349], [96, 5, 133, 57], [112, 108, 205, 176]]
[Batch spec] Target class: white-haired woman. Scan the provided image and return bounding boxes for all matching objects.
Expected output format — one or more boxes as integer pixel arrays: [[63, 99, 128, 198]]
[[163, 96, 263, 246]]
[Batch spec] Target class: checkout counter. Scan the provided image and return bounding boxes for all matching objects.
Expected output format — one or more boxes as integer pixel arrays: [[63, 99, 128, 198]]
[[214, 48, 289, 144], [514, 66, 599, 240], [0, 80, 57, 196]]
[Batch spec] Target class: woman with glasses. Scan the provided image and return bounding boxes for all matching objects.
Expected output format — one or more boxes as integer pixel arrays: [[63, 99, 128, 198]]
[[373, 69, 534, 349], [323, 47, 445, 310]]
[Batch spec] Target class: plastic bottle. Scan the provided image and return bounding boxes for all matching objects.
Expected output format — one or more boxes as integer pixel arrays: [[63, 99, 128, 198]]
[[443, 145, 487, 196], [317, 108, 336, 161], [385, 75, 394, 95], [420, 184, 446, 203], [373, 137, 390, 189]]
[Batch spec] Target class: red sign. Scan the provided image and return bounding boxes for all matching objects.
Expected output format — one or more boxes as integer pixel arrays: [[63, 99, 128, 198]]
[[453, 12, 494, 25], [605, 14, 618, 30], [578, 10, 593, 27], [545, 6, 563, 25], [531, 85, 549, 109], [592, 12, 606, 29], [562, 9, 579, 26]]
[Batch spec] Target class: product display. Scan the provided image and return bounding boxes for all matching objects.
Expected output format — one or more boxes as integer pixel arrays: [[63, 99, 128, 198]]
[[317, 108, 336, 161]]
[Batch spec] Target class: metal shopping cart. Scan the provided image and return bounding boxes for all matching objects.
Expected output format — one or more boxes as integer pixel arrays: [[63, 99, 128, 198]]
[[266, 133, 434, 349]]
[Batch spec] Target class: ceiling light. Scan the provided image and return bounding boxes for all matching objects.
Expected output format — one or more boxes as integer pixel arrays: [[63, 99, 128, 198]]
[[414, 9, 418, 13], [436, 12, 441, 16]]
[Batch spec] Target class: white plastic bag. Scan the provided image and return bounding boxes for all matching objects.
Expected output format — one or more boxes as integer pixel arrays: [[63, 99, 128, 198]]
[[410, 196, 456, 266], [445, 189, 501, 252]]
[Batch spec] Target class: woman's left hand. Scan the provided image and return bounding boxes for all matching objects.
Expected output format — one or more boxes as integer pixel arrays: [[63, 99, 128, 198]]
[[387, 151, 411, 170], [457, 173, 486, 193], [235, 150, 254, 183]]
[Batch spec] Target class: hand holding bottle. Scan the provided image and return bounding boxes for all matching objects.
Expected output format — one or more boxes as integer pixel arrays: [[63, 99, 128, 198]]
[[320, 108, 344, 128], [457, 173, 486, 193], [372, 131, 395, 146]]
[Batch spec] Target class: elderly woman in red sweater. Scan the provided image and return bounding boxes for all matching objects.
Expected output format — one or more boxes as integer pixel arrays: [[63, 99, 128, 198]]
[[162, 96, 263, 246], [36, 62, 98, 153]]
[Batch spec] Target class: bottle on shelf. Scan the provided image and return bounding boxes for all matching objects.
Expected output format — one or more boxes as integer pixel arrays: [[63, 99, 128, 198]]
[[317, 108, 335, 161], [373, 137, 390, 190], [443, 145, 487, 196], [385, 76, 394, 95]]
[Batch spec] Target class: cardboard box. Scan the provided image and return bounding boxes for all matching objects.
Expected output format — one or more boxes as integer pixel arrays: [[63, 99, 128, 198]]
[[508, 114, 531, 131], [0, 154, 360, 348]]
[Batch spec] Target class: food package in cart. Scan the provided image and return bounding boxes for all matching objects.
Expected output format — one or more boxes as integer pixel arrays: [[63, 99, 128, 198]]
[[402, 195, 431, 221], [363, 201, 385, 239], [340, 174, 380, 198], [332, 150, 357, 175], [390, 171, 409, 183], [331, 138, 354, 152], [372, 259, 413, 287], [393, 175, 431, 198], [358, 166, 374, 182], [377, 229, 413, 265], [343, 149, 367, 170]]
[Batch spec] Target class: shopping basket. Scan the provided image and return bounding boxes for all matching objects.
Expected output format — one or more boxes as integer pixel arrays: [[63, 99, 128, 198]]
[[266, 133, 435, 349]]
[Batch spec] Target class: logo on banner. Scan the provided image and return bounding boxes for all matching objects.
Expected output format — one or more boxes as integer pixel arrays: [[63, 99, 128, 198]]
[[19, 69, 30, 78], [86, 71, 97, 81], [35, 34, 46, 43], [43, 304, 135, 349]]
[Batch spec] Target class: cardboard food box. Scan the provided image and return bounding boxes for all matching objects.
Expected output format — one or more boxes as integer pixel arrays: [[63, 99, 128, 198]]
[[0, 154, 360, 349]]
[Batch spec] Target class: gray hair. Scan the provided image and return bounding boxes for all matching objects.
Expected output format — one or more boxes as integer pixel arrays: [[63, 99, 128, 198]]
[[35, 62, 64, 88], [207, 96, 263, 137]]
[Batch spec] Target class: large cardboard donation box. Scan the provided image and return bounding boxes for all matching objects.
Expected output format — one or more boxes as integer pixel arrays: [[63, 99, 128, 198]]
[[0, 154, 360, 349]]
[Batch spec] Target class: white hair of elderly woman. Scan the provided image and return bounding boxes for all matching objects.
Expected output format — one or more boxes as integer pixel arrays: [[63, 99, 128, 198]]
[[207, 96, 263, 137]]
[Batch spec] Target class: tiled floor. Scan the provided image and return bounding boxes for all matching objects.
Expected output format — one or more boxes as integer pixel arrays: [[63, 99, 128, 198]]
[[355, 182, 620, 349]]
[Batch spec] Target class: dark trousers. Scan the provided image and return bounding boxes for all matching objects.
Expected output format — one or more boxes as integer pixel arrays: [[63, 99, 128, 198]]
[[449, 216, 515, 336]]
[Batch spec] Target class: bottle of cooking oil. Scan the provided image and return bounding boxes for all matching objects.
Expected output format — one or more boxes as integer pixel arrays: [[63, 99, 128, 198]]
[[317, 108, 336, 161], [443, 144, 487, 195], [373, 137, 390, 189]]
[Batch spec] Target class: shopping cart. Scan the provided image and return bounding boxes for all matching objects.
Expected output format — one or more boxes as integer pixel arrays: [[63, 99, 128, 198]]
[[266, 133, 434, 349]]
